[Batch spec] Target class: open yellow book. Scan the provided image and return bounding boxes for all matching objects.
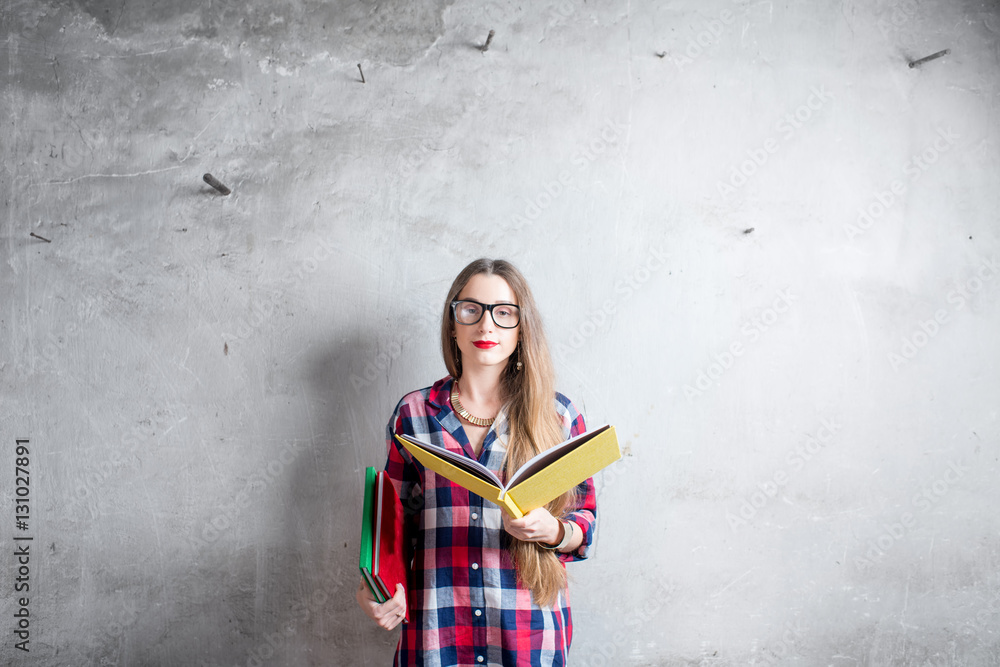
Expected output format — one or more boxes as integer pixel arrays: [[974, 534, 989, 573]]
[[394, 424, 620, 518]]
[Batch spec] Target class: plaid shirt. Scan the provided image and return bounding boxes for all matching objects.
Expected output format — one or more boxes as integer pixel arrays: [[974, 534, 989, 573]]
[[384, 376, 597, 667]]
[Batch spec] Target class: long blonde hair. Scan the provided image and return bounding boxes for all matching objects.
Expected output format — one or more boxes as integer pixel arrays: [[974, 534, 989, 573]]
[[440, 258, 575, 608]]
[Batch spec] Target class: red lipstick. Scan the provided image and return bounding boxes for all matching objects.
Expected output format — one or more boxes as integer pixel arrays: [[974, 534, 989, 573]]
[[473, 341, 498, 349]]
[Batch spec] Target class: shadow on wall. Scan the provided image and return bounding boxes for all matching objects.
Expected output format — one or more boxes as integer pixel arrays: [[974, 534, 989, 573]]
[[282, 331, 402, 662], [108, 332, 398, 666], [215, 331, 402, 665]]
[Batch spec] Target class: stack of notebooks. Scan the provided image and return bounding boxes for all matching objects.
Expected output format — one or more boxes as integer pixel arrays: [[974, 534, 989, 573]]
[[358, 467, 409, 622]]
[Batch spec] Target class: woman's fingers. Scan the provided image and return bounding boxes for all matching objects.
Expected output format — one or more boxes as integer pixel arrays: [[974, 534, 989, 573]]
[[382, 584, 407, 629], [392, 583, 407, 614], [376, 584, 407, 630], [503, 508, 560, 543], [357, 579, 407, 630]]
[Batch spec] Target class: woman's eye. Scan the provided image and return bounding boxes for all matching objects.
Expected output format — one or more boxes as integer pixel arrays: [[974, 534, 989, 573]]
[[496, 307, 512, 318]]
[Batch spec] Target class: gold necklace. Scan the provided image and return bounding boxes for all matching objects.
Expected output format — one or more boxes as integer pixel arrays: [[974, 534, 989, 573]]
[[450, 381, 495, 427]]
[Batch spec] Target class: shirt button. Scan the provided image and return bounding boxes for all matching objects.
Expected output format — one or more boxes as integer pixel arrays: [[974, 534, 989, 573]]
[[477, 657, 484, 663], [475, 609, 482, 617], [471, 512, 478, 520], [472, 562, 479, 570]]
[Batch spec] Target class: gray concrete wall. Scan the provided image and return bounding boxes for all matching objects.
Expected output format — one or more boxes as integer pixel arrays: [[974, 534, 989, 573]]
[[2, 0, 999, 665]]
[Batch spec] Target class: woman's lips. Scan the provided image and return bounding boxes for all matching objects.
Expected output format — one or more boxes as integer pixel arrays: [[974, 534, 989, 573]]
[[473, 341, 498, 349]]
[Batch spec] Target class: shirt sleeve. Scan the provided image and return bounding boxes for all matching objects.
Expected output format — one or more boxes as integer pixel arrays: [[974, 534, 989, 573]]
[[556, 396, 597, 563], [384, 400, 424, 520]]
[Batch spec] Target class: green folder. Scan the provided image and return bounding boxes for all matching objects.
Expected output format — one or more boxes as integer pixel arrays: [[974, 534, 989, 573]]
[[359, 466, 387, 602]]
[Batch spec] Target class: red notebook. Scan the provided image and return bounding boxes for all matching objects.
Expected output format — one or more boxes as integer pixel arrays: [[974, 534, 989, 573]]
[[372, 471, 410, 623]]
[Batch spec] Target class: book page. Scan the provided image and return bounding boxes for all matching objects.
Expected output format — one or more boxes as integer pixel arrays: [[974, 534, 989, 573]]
[[504, 424, 611, 490], [396, 433, 503, 487], [373, 474, 384, 571]]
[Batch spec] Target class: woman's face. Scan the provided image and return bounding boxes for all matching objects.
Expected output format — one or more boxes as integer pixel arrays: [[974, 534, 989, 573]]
[[453, 273, 520, 375]]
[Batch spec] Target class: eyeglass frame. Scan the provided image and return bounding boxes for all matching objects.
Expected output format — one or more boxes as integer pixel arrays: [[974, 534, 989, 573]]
[[450, 299, 521, 329]]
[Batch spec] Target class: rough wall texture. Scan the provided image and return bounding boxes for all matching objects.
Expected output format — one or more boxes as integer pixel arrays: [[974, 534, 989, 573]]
[[2, 0, 999, 665]]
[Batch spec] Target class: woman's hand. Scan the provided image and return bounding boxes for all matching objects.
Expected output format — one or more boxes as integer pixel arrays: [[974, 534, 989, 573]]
[[356, 580, 407, 630], [502, 507, 563, 546]]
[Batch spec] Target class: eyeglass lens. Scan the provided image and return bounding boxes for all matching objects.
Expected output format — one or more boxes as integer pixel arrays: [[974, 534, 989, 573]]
[[454, 301, 519, 328]]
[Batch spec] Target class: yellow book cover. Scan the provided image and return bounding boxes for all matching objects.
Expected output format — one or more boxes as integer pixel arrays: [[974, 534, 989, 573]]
[[394, 425, 620, 518]]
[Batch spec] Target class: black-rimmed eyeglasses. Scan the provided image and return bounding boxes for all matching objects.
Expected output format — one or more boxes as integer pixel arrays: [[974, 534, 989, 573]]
[[451, 300, 521, 329]]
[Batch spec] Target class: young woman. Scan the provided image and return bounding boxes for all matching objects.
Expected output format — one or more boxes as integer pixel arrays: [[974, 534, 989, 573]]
[[356, 258, 598, 666]]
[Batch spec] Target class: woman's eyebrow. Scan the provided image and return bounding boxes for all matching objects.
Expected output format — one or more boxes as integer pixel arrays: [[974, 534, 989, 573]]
[[459, 298, 518, 305]]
